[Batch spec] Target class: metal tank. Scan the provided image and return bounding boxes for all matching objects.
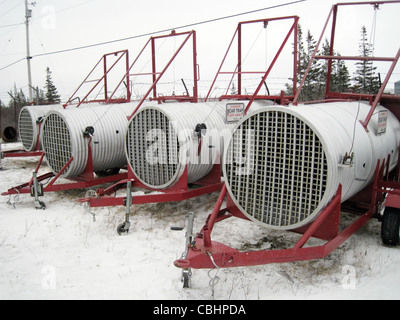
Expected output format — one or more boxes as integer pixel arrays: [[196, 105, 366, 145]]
[[41, 104, 135, 178], [224, 101, 400, 230], [125, 100, 272, 189], [18, 104, 62, 151]]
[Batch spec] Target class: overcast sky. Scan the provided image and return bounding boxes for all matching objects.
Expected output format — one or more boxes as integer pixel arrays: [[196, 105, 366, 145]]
[[0, 0, 399, 105]]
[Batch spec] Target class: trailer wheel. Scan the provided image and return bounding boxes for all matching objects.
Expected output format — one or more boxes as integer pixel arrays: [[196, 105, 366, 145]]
[[117, 222, 129, 235], [381, 207, 400, 246]]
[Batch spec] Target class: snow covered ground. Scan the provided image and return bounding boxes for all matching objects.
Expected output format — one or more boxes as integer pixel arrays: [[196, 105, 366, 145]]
[[1, 142, 399, 300]]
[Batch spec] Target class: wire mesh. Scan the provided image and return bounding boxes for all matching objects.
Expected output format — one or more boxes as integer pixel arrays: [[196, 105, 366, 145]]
[[42, 113, 72, 174], [225, 110, 328, 228], [18, 109, 35, 151], [127, 108, 179, 187]]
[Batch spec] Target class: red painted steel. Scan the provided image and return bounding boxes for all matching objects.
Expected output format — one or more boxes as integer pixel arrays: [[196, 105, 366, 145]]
[[73, 29, 222, 209], [205, 16, 299, 108], [1, 141, 129, 197], [293, 1, 400, 131], [77, 163, 223, 208], [2, 30, 202, 204], [174, 158, 396, 270], [175, 3, 400, 273], [126, 30, 198, 121], [63, 50, 130, 108]]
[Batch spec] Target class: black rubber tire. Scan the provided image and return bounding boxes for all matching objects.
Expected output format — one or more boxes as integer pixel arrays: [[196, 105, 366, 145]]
[[95, 168, 120, 177], [381, 207, 400, 246]]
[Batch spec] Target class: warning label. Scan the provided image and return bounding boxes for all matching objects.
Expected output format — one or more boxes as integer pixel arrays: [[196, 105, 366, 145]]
[[226, 103, 245, 123], [377, 110, 388, 135]]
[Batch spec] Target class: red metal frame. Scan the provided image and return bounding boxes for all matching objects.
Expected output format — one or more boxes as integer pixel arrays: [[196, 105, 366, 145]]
[[125, 30, 198, 121], [77, 164, 223, 208], [2, 30, 202, 204], [293, 1, 400, 131], [175, 2, 400, 273], [1, 149, 42, 158], [205, 16, 299, 108], [63, 50, 131, 108], [75, 30, 221, 208], [175, 157, 397, 270], [1, 136, 128, 198]]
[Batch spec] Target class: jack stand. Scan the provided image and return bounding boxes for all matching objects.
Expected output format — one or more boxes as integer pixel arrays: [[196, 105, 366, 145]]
[[172, 212, 195, 288], [117, 181, 132, 235], [31, 172, 45, 210], [84, 190, 97, 222]]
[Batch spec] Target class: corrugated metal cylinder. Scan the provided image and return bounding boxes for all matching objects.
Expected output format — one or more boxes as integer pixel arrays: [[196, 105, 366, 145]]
[[41, 104, 135, 178], [18, 105, 61, 151], [224, 101, 400, 230], [126, 101, 271, 189]]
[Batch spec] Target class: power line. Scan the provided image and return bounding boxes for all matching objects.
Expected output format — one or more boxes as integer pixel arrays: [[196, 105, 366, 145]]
[[0, 57, 24, 71], [0, 21, 25, 28], [0, 1, 23, 19], [33, 0, 306, 58], [0, 0, 306, 71]]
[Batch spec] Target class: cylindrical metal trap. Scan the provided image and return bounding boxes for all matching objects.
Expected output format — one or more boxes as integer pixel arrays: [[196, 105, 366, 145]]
[[18, 105, 61, 151], [41, 104, 135, 178], [224, 102, 400, 230], [126, 101, 271, 189]]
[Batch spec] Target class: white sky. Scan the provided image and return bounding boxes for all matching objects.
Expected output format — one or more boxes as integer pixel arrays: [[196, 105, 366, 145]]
[[0, 0, 399, 104]]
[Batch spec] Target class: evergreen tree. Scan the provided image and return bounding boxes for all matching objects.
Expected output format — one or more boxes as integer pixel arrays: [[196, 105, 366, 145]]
[[8, 84, 29, 108], [286, 25, 351, 101], [320, 39, 351, 93], [33, 86, 47, 105], [352, 26, 380, 94], [302, 30, 323, 101], [45, 67, 61, 103], [332, 57, 351, 92], [316, 39, 332, 98], [285, 24, 304, 97], [286, 26, 323, 101]]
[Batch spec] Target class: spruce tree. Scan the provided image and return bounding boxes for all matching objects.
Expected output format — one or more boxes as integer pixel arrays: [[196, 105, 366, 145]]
[[303, 30, 322, 101], [286, 26, 351, 100], [8, 84, 28, 108], [352, 26, 380, 94], [45, 67, 61, 104], [332, 57, 351, 92], [285, 26, 327, 101], [320, 39, 351, 93]]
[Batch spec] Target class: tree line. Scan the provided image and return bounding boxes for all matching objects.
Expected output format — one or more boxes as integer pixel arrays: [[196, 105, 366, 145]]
[[285, 24, 381, 101], [0, 67, 61, 109]]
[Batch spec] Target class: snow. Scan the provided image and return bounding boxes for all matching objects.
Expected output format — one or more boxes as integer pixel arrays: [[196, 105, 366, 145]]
[[1, 142, 400, 300]]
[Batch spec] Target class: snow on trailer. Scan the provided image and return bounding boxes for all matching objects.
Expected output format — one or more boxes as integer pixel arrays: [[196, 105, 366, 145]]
[[174, 1, 400, 288]]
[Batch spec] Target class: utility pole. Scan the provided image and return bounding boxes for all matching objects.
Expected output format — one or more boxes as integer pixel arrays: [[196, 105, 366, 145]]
[[25, 0, 35, 103]]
